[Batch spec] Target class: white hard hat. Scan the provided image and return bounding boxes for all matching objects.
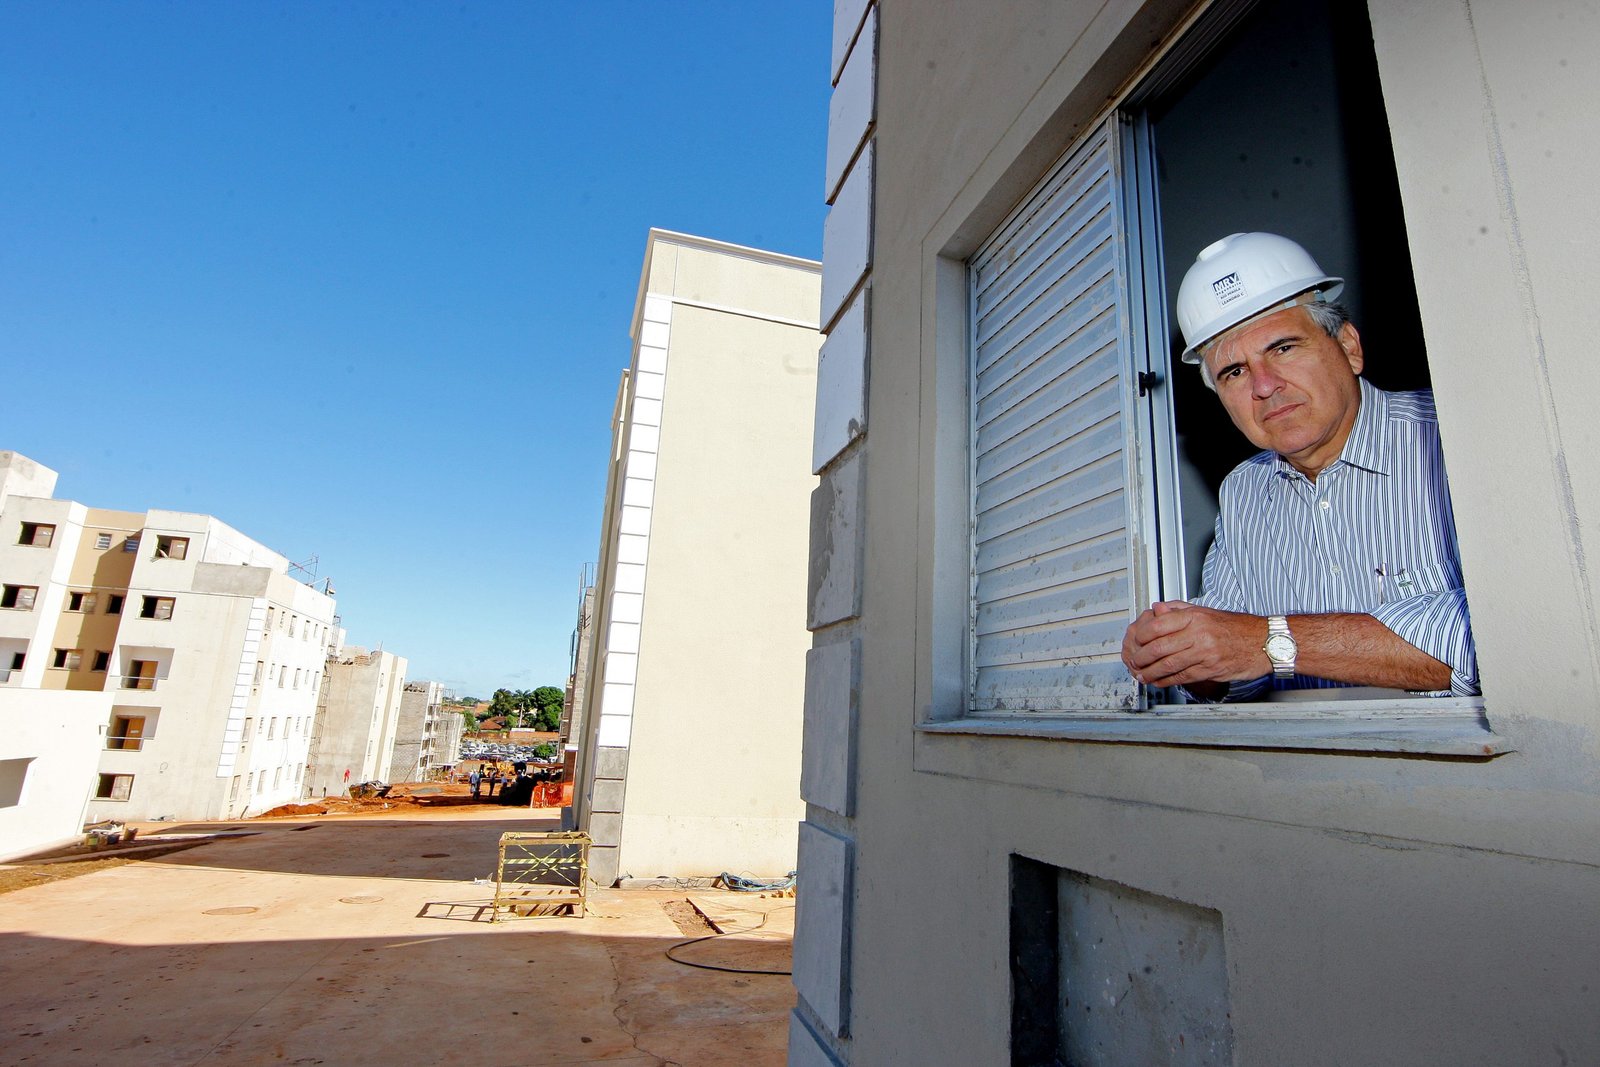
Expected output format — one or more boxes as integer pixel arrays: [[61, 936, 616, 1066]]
[[1175, 232, 1343, 363]]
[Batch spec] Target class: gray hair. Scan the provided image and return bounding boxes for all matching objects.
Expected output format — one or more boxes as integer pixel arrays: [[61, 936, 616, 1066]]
[[1197, 299, 1352, 391]]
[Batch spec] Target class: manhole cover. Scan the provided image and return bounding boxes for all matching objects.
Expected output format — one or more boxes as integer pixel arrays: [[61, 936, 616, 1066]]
[[203, 906, 259, 916], [420, 853, 450, 858], [339, 895, 383, 905]]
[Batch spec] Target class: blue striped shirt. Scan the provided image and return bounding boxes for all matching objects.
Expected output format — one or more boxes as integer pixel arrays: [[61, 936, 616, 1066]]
[[1193, 379, 1480, 698]]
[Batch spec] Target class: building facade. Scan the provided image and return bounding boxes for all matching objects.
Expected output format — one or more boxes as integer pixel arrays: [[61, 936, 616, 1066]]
[[389, 680, 459, 781], [0, 689, 110, 861], [305, 647, 407, 795], [0, 452, 337, 824], [793, 2, 1600, 1064], [571, 230, 821, 886]]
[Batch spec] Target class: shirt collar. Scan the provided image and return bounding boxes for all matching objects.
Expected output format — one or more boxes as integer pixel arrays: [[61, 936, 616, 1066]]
[[1267, 377, 1390, 486]]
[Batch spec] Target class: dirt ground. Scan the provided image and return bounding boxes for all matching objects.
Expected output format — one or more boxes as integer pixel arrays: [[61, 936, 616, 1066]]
[[0, 782, 547, 896], [0, 806, 795, 1067]]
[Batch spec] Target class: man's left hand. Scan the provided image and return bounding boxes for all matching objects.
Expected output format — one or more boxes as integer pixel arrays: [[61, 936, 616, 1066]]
[[1121, 601, 1269, 687]]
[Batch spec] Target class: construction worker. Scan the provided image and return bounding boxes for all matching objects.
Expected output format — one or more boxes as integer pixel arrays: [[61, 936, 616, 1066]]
[[1120, 232, 1479, 700]]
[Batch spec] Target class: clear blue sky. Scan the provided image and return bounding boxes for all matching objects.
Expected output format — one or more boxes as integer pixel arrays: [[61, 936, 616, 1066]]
[[0, 2, 830, 699]]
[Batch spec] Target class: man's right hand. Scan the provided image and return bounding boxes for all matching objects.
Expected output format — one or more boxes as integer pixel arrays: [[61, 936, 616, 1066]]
[[1120, 600, 1272, 688]]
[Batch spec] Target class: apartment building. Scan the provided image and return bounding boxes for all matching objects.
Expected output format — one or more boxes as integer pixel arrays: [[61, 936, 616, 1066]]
[[794, 2, 1600, 1064], [305, 647, 407, 795], [570, 230, 820, 885], [388, 680, 460, 781], [0, 451, 337, 824]]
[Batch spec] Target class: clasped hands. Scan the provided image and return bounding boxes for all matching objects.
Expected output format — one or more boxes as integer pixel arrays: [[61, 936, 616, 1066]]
[[1120, 600, 1270, 688]]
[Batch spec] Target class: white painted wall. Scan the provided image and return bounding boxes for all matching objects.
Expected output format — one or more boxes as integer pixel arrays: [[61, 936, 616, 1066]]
[[0, 689, 109, 861]]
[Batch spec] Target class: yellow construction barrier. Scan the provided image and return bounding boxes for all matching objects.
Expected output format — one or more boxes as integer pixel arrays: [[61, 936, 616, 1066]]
[[491, 831, 589, 920]]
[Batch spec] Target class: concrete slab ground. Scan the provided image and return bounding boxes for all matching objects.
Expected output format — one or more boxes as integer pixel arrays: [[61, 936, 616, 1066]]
[[0, 807, 794, 1066]]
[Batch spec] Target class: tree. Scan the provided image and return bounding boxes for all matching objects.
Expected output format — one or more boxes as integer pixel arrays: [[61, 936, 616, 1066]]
[[531, 686, 563, 732]]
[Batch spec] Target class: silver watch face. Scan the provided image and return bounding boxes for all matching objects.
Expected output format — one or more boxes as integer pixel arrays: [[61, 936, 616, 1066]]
[[1265, 633, 1296, 662]]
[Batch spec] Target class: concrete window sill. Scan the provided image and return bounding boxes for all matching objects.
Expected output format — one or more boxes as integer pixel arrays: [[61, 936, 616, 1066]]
[[919, 698, 1505, 757]]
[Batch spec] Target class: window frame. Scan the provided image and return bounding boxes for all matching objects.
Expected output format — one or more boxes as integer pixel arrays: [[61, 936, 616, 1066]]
[[108, 714, 146, 751], [95, 773, 134, 801], [154, 535, 189, 560], [95, 533, 113, 550], [0, 584, 38, 610], [140, 595, 175, 620], [51, 648, 82, 671], [65, 591, 96, 613], [915, 2, 1501, 759], [18, 522, 54, 548]]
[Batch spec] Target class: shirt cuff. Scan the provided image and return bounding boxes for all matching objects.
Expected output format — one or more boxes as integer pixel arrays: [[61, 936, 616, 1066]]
[[1370, 587, 1480, 696]]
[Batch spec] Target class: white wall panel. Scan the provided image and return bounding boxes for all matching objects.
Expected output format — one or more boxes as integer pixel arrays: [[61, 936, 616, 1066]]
[[821, 141, 874, 333], [812, 285, 869, 474], [825, 6, 877, 204]]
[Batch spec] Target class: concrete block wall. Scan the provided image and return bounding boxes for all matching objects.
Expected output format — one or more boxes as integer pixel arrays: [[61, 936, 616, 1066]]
[[791, 2, 875, 1062]]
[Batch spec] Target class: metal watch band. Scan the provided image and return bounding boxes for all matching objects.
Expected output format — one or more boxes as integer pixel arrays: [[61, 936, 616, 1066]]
[[1265, 615, 1296, 678]]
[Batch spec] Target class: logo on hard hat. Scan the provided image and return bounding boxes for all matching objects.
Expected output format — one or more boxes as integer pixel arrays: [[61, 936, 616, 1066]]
[[1212, 272, 1245, 307]]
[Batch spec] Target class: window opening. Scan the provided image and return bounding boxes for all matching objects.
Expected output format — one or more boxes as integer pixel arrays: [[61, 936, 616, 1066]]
[[140, 596, 175, 620], [962, 0, 1476, 720], [91, 650, 110, 672], [1, 585, 37, 610], [108, 714, 146, 751], [66, 591, 96, 613], [95, 773, 134, 801], [18, 522, 54, 547], [105, 594, 124, 615], [95, 533, 113, 550], [52, 648, 82, 670], [123, 536, 139, 553], [124, 659, 157, 690], [154, 535, 189, 560]]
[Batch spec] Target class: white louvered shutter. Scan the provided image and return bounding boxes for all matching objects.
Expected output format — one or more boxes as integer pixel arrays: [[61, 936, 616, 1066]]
[[969, 120, 1142, 712]]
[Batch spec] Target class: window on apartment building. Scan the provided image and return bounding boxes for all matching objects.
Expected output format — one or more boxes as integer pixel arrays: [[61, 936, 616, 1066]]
[[255, 773, 264, 794], [95, 773, 134, 801], [242, 717, 254, 743], [0, 758, 31, 808], [105, 594, 124, 615], [91, 650, 110, 672], [278, 665, 287, 688], [1, 585, 37, 610], [18, 522, 54, 548], [124, 659, 157, 690], [140, 596, 175, 620], [153, 536, 189, 560], [292, 669, 300, 690], [95, 533, 113, 550], [51, 648, 81, 670], [273, 767, 282, 788], [253, 660, 264, 686], [268, 717, 277, 740], [65, 591, 96, 613], [248, 771, 257, 794], [266, 607, 275, 629], [956, 0, 1474, 731], [296, 763, 304, 783], [9, 652, 26, 673], [230, 775, 242, 801], [123, 536, 139, 553], [288, 616, 297, 637], [108, 714, 146, 751]]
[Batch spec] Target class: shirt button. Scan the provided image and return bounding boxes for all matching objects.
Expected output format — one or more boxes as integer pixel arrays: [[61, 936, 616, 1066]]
[[1319, 500, 1331, 511], [1331, 564, 1342, 576]]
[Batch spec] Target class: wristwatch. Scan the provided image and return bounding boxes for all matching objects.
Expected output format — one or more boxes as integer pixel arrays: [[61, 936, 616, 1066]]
[[1264, 615, 1297, 678]]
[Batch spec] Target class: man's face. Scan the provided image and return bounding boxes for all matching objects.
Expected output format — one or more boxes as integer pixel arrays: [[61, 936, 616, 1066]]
[[1201, 304, 1364, 476]]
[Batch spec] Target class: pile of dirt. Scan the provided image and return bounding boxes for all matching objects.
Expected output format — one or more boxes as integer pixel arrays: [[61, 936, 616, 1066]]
[[254, 784, 507, 819]]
